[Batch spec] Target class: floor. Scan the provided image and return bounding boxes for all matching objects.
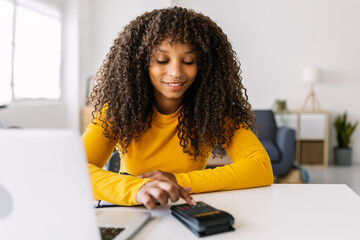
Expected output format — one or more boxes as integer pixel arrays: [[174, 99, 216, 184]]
[[305, 163, 360, 196]]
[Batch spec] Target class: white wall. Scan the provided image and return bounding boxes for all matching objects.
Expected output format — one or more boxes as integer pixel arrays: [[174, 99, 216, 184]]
[[2, 0, 360, 163], [80, 0, 172, 100], [172, 0, 360, 164], [62, 0, 81, 131]]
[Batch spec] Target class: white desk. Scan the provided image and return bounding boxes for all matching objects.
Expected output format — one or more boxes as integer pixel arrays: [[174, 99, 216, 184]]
[[101, 184, 360, 240]]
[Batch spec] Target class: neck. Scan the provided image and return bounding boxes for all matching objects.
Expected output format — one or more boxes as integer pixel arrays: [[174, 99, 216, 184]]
[[154, 97, 182, 115]]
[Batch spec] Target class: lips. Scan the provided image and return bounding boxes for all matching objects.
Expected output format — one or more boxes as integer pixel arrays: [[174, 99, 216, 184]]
[[163, 81, 186, 90]]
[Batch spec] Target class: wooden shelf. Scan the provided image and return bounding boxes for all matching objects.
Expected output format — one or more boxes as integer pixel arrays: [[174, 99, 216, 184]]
[[81, 105, 93, 133], [275, 111, 329, 166]]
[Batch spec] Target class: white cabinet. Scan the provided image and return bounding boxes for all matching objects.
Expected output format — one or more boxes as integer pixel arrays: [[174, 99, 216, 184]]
[[275, 111, 329, 166], [299, 114, 326, 140]]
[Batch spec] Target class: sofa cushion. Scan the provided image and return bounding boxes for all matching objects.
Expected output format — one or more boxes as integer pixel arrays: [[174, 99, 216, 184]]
[[261, 141, 281, 163]]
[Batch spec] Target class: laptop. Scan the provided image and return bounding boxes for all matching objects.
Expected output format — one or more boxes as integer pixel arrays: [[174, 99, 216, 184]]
[[0, 129, 150, 240]]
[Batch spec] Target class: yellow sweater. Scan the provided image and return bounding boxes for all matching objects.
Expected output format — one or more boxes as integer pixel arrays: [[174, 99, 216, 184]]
[[81, 107, 273, 206]]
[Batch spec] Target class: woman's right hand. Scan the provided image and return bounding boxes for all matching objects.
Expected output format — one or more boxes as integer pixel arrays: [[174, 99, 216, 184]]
[[136, 180, 195, 210]]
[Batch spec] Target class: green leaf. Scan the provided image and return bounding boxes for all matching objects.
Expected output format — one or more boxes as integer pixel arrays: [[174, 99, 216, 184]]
[[333, 112, 358, 148]]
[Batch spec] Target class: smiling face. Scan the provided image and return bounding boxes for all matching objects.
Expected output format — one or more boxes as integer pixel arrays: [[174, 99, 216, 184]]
[[148, 39, 198, 114]]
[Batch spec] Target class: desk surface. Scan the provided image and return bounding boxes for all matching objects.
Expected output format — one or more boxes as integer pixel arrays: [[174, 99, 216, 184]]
[[102, 184, 360, 240]]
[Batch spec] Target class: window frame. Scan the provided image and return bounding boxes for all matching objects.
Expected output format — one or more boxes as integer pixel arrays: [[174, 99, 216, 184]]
[[3, 0, 62, 104]]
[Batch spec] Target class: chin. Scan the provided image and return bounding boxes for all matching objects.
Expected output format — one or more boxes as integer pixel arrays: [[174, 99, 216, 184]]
[[164, 93, 184, 100]]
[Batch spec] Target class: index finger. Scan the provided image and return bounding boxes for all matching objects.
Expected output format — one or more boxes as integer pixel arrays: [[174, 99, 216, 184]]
[[178, 186, 195, 205], [156, 181, 195, 205]]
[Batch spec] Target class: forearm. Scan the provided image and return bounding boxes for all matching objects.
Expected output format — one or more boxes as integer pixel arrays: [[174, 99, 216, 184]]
[[174, 155, 273, 193], [174, 125, 274, 193], [89, 163, 151, 205]]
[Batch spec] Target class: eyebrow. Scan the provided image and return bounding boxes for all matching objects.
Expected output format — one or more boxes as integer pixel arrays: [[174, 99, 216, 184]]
[[156, 49, 195, 54]]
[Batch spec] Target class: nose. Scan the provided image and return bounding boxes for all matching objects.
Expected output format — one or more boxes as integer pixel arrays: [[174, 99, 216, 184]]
[[168, 61, 182, 80]]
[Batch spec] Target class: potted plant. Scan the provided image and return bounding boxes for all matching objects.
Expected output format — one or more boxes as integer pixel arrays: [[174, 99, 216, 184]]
[[333, 112, 358, 165], [273, 99, 288, 113]]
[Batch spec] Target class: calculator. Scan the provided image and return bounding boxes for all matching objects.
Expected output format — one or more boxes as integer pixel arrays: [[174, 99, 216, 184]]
[[170, 201, 234, 237]]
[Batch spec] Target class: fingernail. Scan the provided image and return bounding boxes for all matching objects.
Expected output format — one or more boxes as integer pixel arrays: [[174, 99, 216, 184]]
[[184, 186, 192, 193], [190, 198, 196, 205]]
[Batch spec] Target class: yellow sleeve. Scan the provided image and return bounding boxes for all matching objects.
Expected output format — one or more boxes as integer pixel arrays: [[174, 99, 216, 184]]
[[81, 120, 151, 205], [174, 127, 274, 193]]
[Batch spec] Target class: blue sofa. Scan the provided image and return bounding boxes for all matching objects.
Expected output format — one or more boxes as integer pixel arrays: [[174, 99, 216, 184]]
[[253, 110, 296, 177]]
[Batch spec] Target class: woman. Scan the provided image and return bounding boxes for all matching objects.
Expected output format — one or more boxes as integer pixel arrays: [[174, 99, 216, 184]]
[[82, 7, 273, 210]]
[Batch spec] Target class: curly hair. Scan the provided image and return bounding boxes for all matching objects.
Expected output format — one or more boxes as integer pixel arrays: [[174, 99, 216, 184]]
[[88, 6, 255, 161]]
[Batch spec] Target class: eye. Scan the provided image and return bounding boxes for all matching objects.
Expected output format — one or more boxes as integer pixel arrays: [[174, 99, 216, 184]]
[[156, 60, 169, 64], [183, 61, 194, 65]]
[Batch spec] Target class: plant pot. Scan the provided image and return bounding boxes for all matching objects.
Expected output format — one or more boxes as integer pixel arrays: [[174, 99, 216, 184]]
[[334, 147, 352, 166]]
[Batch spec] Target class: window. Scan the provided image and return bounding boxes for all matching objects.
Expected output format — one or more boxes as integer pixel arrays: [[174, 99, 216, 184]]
[[0, 0, 61, 105], [0, 0, 13, 105]]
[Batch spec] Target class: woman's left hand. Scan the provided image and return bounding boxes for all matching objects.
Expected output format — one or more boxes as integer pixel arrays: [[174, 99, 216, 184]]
[[140, 170, 177, 184]]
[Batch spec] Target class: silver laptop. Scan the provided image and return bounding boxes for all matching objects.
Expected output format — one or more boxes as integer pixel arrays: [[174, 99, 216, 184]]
[[0, 129, 150, 240]]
